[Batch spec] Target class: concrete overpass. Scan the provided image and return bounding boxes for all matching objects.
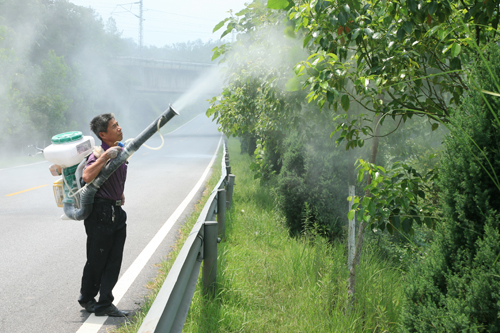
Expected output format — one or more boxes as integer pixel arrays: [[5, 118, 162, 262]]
[[116, 57, 217, 94]]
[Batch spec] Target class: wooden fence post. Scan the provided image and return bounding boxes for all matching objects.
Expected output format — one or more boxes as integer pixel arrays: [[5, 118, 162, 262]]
[[348, 185, 356, 271]]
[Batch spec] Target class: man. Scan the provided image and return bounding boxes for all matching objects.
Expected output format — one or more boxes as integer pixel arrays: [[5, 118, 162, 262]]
[[78, 113, 129, 317]]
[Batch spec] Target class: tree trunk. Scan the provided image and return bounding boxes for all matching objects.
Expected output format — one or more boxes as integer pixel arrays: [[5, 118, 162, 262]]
[[347, 114, 381, 307]]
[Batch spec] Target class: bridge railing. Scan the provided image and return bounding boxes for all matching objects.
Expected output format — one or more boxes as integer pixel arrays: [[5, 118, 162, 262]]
[[137, 142, 235, 333], [116, 56, 216, 71]]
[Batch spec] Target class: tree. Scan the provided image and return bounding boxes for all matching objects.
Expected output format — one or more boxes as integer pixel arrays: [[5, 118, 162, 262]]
[[0, 0, 134, 153], [400, 44, 500, 332], [278, 0, 500, 304], [289, 0, 499, 144], [208, 0, 307, 163], [209, 0, 362, 238]]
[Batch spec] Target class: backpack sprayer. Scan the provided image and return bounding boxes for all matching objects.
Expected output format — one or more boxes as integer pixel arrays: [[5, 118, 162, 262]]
[[43, 106, 179, 220]]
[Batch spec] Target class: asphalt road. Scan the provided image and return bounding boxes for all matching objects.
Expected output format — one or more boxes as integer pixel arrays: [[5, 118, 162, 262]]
[[0, 114, 221, 333]]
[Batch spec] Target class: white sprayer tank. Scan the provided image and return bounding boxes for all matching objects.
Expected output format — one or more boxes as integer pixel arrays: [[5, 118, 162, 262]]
[[44, 131, 95, 168]]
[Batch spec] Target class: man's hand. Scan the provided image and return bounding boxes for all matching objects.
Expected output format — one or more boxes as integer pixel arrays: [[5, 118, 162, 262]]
[[82, 146, 123, 183], [104, 146, 122, 160], [121, 193, 125, 206]]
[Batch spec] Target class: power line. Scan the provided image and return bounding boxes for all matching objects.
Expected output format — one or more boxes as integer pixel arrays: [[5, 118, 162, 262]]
[[145, 8, 224, 23], [73, 1, 235, 46]]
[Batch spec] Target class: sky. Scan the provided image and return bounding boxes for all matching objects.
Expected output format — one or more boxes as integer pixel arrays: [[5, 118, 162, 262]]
[[68, 0, 249, 47]]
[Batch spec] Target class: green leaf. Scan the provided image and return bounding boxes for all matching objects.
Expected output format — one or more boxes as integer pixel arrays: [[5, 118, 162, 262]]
[[358, 139, 364, 147], [327, 53, 339, 62], [397, 27, 405, 41], [352, 28, 361, 40], [402, 21, 413, 34], [221, 23, 234, 39], [206, 107, 216, 117], [213, 19, 228, 33], [341, 95, 350, 111], [451, 42, 461, 58], [431, 123, 439, 131], [427, 25, 440, 37], [368, 200, 376, 216], [338, 12, 347, 26], [402, 218, 412, 233], [267, 0, 289, 9], [450, 57, 461, 70], [408, 0, 417, 12], [211, 49, 221, 61], [357, 168, 364, 183], [429, 1, 438, 15], [390, 215, 401, 229], [348, 209, 356, 221], [327, 90, 336, 104], [438, 29, 446, 40], [303, 34, 312, 47]]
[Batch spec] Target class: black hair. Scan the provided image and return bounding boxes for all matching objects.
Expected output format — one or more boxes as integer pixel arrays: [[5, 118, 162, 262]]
[[90, 113, 115, 140]]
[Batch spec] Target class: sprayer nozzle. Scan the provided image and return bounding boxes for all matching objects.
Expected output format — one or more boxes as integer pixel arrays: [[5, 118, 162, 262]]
[[169, 105, 180, 115]]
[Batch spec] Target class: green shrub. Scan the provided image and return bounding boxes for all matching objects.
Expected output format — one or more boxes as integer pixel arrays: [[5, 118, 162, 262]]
[[239, 132, 257, 155], [400, 46, 500, 332], [277, 130, 352, 240]]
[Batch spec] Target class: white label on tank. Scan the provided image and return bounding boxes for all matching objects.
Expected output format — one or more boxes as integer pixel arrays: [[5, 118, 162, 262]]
[[76, 140, 91, 154]]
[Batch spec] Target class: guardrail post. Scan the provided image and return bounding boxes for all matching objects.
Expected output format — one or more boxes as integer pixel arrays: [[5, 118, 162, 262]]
[[203, 221, 218, 297], [217, 189, 226, 239], [226, 165, 231, 178], [226, 174, 235, 210]]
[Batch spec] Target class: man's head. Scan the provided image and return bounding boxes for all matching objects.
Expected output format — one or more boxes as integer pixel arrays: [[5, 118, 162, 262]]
[[90, 113, 123, 146]]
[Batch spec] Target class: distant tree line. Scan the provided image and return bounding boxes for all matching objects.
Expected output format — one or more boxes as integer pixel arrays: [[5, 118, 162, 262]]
[[0, 0, 218, 155]]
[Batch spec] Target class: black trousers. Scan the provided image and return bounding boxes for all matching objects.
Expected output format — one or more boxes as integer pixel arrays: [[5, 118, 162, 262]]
[[79, 202, 127, 312]]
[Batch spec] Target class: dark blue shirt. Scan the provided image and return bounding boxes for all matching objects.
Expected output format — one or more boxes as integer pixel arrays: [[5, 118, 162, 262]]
[[85, 142, 127, 201]]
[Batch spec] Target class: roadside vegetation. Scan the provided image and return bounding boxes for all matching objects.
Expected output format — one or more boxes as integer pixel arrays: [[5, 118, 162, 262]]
[[206, 0, 500, 331], [183, 138, 404, 332]]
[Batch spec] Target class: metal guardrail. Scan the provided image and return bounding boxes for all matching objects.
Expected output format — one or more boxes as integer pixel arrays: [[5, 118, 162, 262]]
[[137, 142, 235, 333]]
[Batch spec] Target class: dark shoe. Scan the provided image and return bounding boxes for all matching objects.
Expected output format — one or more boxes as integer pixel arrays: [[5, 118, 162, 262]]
[[95, 304, 129, 317], [79, 299, 96, 313]]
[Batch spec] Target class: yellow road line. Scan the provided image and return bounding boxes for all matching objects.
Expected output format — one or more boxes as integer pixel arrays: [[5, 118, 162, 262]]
[[6, 184, 48, 197]]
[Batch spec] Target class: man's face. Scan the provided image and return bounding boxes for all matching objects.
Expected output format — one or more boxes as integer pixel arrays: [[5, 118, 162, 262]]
[[100, 118, 123, 145]]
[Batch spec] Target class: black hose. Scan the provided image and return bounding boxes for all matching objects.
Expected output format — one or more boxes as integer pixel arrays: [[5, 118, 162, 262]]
[[64, 106, 179, 220]]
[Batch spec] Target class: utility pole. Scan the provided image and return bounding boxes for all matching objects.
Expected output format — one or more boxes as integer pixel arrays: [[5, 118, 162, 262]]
[[139, 0, 143, 53], [113, 1, 144, 56]]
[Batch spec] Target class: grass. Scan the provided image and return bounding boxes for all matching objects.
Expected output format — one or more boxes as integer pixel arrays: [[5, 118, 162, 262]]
[[112, 137, 404, 332]]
